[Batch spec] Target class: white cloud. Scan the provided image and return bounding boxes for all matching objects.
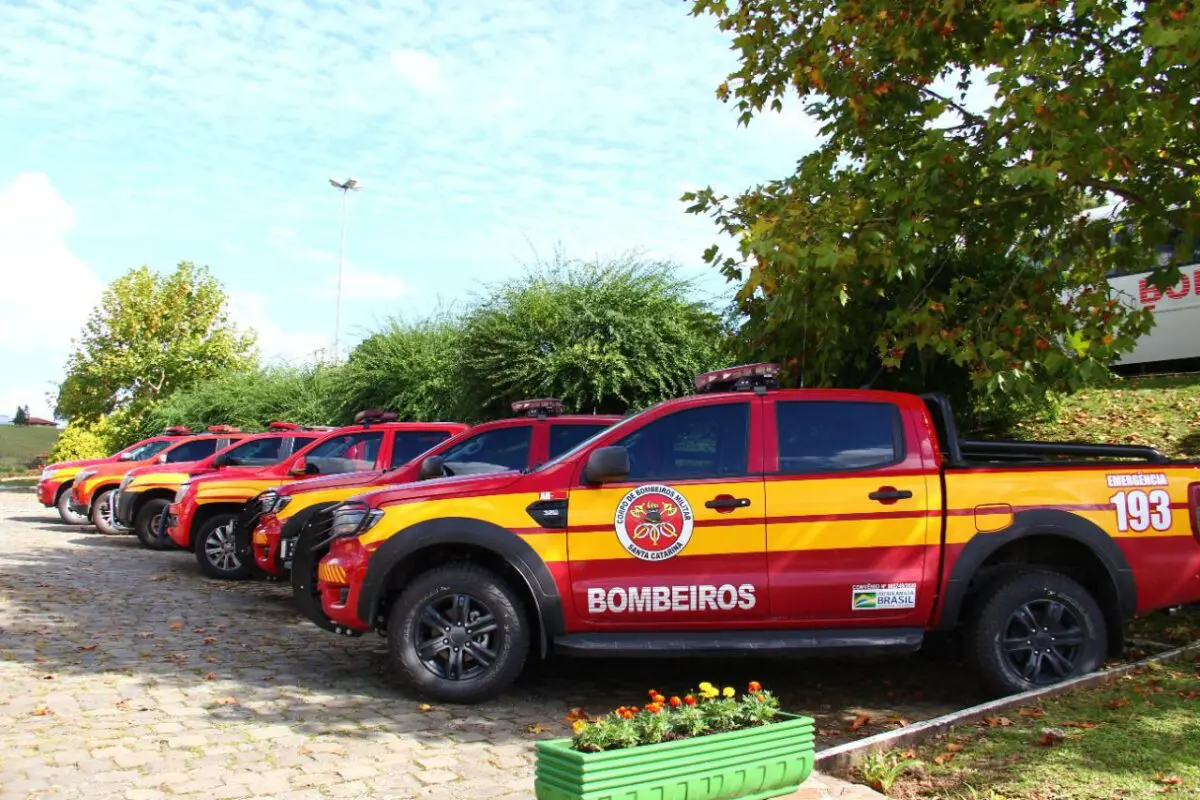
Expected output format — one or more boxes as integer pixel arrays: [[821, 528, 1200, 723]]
[[228, 291, 329, 365], [391, 48, 442, 94], [0, 173, 102, 418]]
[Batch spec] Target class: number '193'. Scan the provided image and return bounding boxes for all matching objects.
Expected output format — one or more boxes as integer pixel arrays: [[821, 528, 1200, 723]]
[[1110, 489, 1172, 532]]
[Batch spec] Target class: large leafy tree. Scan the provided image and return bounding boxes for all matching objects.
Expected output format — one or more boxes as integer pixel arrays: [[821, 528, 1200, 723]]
[[457, 253, 727, 420], [56, 262, 256, 422], [686, 0, 1199, 419]]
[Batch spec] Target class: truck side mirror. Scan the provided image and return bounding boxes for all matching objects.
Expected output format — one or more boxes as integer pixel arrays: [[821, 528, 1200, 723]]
[[157, 453, 169, 464], [213, 452, 229, 469], [418, 456, 446, 481], [583, 446, 629, 484], [289, 457, 313, 476]]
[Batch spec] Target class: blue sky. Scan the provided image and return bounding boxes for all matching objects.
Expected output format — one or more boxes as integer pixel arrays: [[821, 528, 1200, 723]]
[[0, 0, 823, 419]]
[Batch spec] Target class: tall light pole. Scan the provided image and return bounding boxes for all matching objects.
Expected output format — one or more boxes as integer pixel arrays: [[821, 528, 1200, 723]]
[[328, 177, 362, 361]]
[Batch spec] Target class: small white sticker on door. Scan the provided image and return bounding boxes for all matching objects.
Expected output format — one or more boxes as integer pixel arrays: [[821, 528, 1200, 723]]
[[852, 583, 917, 610]]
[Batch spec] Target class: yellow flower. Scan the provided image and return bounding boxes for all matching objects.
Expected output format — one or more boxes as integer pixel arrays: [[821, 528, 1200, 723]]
[[698, 681, 714, 693], [572, 720, 587, 734], [723, 687, 736, 698], [699, 683, 719, 699]]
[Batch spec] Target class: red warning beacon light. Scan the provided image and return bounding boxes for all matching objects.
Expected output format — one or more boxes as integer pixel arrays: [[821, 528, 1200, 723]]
[[511, 398, 564, 417], [694, 363, 782, 393]]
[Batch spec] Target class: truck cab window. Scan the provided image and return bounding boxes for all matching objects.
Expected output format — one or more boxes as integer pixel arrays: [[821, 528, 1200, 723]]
[[776, 401, 903, 473]]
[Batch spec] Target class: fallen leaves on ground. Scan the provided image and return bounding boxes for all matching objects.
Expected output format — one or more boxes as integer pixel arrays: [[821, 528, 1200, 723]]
[[215, 697, 239, 706], [202, 637, 218, 645], [1156, 773, 1183, 786], [1018, 706, 1045, 718], [1106, 698, 1132, 710], [204, 672, 217, 681], [417, 703, 435, 713], [984, 716, 1014, 727], [76, 644, 97, 651], [848, 712, 871, 731], [526, 723, 548, 734], [565, 708, 589, 723], [1062, 721, 1100, 729], [168, 621, 183, 631], [1037, 728, 1066, 747], [31, 707, 52, 716], [945, 743, 964, 753]]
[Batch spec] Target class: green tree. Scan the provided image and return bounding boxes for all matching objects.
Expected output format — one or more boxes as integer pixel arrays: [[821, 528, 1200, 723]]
[[686, 0, 1199, 421], [12, 406, 27, 426], [47, 417, 113, 462], [56, 262, 257, 423], [336, 314, 466, 423], [457, 253, 727, 420]]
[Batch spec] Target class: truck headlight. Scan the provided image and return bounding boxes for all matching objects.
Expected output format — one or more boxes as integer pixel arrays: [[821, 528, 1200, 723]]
[[40, 467, 54, 480], [273, 495, 292, 514], [330, 502, 383, 540], [75, 470, 97, 484]]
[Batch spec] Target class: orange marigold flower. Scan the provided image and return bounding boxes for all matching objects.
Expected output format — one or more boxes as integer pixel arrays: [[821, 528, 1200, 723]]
[[648, 689, 658, 698], [652, 693, 666, 704], [646, 704, 661, 714], [630, 706, 640, 713], [748, 681, 762, 693], [684, 695, 697, 706], [621, 710, 633, 719], [669, 696, 682, 708]]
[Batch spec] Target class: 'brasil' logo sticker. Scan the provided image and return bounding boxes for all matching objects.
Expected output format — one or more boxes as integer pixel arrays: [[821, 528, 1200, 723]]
[[614, 484, 694, 562]]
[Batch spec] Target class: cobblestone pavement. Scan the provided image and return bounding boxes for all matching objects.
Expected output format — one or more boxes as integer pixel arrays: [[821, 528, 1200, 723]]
[[0, 490, 981, 799]]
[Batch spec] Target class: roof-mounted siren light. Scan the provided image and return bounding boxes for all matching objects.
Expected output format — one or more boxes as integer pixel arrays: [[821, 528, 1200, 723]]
[[162, 425, 193, 436], [694, 362, 782, 394], [511, 398, 564, 418], [353, 409, 399, 425], [206, 425, 241, 433], [266, 421, 301, 431]]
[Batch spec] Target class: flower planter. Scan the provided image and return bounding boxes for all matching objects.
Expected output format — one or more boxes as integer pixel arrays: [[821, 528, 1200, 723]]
[[534, 712, 815, 800]]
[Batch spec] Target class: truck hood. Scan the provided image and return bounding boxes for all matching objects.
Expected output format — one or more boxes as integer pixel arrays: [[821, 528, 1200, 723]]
[[126, 460, 207, 478], [280, 469, 389, 496], [366, 469, 525, 508], [46, 456, 115, 471]]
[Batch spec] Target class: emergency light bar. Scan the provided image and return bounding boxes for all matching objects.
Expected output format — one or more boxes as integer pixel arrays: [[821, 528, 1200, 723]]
[[354, 409, 399, 424], [162, 425, 193, 436], [511, 398, 564, 417], [694, 363, 782, 394], [266, 421, 301, 431], [206, 425, 241, 433]]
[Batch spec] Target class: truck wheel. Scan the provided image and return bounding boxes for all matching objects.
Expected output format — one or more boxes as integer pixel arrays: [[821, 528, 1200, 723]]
[[195, 514, 250, 580], [56, 490, 89, 526], [134, 499, 173, 551], [387, 564, 529, 703], [90, 489, 124, 535], [969, 569, 1105, 696]]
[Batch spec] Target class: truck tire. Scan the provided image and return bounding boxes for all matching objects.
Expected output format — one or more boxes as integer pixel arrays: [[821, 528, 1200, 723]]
[[388, 564, 529, 704], [969, 569, 1106, 696], [195, 513, 251, 580], [90, 489, 124, 535], [134, 499, 174, 551], [57, 489, 89, 526]]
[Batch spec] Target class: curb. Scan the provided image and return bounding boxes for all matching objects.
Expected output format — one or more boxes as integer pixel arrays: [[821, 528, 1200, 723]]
[[815, 639, 1200, 774]]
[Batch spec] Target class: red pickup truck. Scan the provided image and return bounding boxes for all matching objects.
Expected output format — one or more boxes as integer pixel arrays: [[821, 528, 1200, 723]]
[[298, 364, 1200, 702]]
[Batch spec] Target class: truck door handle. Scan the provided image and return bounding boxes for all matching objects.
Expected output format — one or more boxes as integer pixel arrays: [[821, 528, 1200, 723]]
[[705, 495, 751, 511], [868, 487, 913, 504]]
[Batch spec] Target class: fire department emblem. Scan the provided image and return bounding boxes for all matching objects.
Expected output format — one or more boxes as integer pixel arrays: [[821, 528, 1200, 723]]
[[614, 484, 694, 561]]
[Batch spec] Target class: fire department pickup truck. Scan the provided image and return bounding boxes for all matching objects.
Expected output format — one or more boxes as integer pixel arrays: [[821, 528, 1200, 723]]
[[113, 422, 327, 550], [299, 364, 1200, 703], [69, 426, 250, 535], [165, 413, 466, 580], [37, 429, 191, 525], [243, 400, 619, 585]]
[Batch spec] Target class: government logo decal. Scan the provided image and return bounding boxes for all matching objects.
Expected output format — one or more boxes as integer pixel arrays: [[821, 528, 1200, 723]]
[[614, 484, 694, 561]]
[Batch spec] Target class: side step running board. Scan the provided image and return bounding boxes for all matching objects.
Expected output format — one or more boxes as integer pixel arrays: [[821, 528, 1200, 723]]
[[553, 628, 924, 658]]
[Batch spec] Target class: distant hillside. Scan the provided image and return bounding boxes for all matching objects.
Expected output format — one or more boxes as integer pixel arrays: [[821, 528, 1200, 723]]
[[0, 426, 61, 474]]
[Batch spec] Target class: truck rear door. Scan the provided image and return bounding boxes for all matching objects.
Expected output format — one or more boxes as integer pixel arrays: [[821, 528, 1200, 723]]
[[764, 395, 941, 626]]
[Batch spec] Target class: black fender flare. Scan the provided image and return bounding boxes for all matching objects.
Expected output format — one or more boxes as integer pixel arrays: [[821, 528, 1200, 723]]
[[356, 516, 565, 657], [936, 508, 1137, 630]]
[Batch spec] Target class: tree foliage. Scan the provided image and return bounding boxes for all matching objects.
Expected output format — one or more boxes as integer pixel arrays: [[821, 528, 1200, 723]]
[[687, 0, 1199, 419], [139, 365, 344, 436], [335, 315, 465, 423], [47, 417, 113, 462], [56, 262, 257, 423], [12, 406, 28, 426], [457, 254, 727, 419]]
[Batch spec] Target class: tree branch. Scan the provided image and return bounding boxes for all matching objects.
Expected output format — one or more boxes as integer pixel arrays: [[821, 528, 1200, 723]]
[[919, 87, 986, 127]]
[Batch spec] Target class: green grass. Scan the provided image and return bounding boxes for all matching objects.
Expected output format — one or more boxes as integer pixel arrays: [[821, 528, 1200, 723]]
[[0, 425, 60, 472], [862, 661, 1200, 799], [1013, 373, 1200, 459]]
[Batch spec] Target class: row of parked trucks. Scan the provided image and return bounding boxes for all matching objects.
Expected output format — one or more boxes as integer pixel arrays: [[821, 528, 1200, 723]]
[[36, 364, 1200, 703]]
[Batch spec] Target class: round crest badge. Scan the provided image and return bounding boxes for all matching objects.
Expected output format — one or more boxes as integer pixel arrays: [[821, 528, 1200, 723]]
[[614, 484, 694, 561]]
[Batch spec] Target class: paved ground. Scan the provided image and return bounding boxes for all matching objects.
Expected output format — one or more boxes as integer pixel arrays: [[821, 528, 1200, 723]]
[[0, 490, 984, 799]]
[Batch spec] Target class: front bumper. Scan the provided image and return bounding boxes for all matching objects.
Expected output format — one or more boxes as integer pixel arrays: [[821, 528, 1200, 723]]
[[115, 489, 139, 527], [317, 538, 372, 633], [37, 479, 61, 507], [252, 514, 286, 578], [166, 501, 195, 549]]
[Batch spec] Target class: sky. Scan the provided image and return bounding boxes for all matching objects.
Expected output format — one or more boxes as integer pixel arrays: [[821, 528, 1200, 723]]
[[0, 0, 825, 420]]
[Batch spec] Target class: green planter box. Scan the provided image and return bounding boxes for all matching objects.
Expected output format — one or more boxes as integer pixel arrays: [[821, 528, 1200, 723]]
[[534, 712, 815, 800]]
